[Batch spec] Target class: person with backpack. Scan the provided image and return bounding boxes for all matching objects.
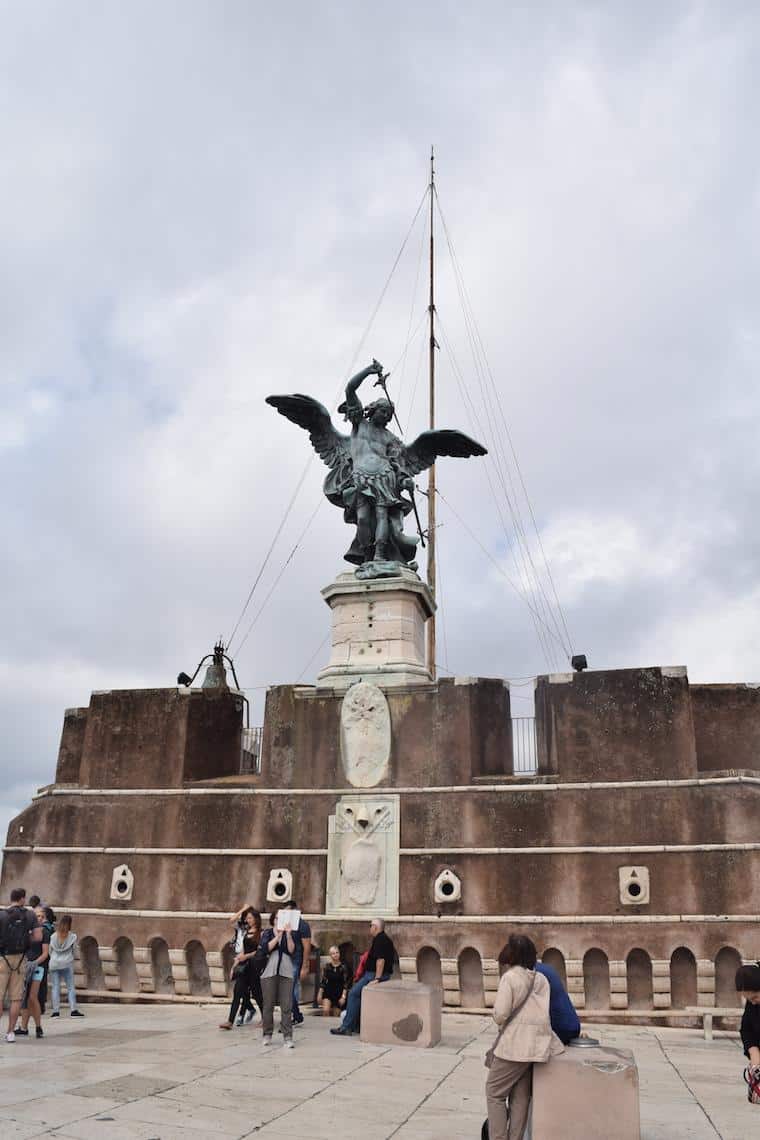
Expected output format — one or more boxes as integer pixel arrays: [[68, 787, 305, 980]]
[[0, 887, 37, 1044], [49, 914, 84, 1018]]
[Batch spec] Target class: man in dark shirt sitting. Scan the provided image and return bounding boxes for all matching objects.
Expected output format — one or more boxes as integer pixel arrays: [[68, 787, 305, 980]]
[[331, 918, 394, 1037]]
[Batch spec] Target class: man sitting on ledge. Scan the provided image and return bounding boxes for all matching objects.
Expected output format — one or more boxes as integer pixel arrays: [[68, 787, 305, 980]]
[[331, 918, 395, 1037]]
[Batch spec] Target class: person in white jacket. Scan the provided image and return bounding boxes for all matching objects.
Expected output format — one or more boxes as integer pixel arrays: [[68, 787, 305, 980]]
[[485, 933, 563, 1140], [48, 915, 83, 1017]]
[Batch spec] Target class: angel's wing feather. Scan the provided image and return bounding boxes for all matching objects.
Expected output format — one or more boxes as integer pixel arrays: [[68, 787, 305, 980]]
[[265, 394, 350, 469], [401, 429, 487, 476]]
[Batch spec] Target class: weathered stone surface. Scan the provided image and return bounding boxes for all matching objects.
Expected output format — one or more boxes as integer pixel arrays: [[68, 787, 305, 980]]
[[532, 1044, 640, 1139], [691, 682, 760, 772], [535, 666, 697, 781], [317, 570, 435, 689], [340, 681, 391, 787], [360, 980, 442, 1047], [326, 794, 400, 916], [59, 688, 243, 788], [259, 675, 512, 788]]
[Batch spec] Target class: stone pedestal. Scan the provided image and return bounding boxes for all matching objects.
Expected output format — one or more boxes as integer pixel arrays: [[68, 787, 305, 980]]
[[316, 568, 435, 690], [359, 981, 441, 1047], [532, 1044, 640, 1139]]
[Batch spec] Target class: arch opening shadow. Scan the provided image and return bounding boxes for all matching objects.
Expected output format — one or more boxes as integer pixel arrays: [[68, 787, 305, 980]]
[[417, 946, 443, 992], [458, 947, 485, 1008], [670, 947, 697, 1010], [79, 936, 105, 991], [715, 946, 742, 1008], [542, 947, 567, 988], [114, 937, 139, 993], [626, 948, 653, 1010], [185, 940, 211, 996], [583, 949, 610, 1010], [150, 937, 175, 996]]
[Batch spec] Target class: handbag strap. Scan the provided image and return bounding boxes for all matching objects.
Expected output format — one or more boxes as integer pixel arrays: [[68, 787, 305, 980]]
[[491, 972, 537, 1053]]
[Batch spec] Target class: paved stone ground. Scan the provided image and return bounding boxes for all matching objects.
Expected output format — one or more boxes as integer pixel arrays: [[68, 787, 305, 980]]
[[0, 1004, 754, 1138]]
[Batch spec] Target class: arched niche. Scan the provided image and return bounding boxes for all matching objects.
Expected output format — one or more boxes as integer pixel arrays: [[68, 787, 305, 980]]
[[626, 948, 653, 1010], [715, 946, 742, 1008], [185, 940, 211, 996], [416, 946, 443, 991], [583, 948, 610, 1009], [457, 947, 485, 1008], [670, 947, 697, 1009], [542, 947, 567, 988], [114, 936, 139, 993], [80, 936, 105, 991], [149, 937, 175, 996]]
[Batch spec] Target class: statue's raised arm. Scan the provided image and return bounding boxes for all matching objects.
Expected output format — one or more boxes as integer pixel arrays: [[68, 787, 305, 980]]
[[267, 360, 487, 580]]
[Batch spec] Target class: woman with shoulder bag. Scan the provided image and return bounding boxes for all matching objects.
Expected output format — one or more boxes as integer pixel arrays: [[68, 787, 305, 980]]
[[219, 907, 262, 1030], [736, 962, 760, 1104], [484, 933, 563, 1140]]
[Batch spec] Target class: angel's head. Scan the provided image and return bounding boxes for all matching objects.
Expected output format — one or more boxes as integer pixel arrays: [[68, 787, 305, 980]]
[[364, 398, 394, 427]]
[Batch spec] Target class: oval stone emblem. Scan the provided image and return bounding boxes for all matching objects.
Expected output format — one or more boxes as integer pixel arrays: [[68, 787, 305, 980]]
[[340, 681, 391, 788]]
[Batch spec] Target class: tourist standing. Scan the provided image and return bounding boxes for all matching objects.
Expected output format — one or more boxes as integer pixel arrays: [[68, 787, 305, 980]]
[[49, 915, 84, 1018], [260, 910, 296, 1048], [0, 888, 37, 1043], [283, 900, 311, 1026], [330, 918, 394, 1037], [485, 934, 563, 1140], [219, 907, 262, 1030], [17, 906, 51, 1039]]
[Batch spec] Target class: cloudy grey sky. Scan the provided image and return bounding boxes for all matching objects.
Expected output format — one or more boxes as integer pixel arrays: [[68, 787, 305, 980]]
[[2, 2, 759, 841]]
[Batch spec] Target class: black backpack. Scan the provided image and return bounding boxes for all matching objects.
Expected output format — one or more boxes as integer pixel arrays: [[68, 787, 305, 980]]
[[0, 906, 32, 956]]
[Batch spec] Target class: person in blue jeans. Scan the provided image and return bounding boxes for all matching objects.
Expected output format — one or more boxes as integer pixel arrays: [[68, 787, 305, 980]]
[[284, 900, 311, 1025], [331, 918, 395, 1036], [49, 915, 84, 1018]]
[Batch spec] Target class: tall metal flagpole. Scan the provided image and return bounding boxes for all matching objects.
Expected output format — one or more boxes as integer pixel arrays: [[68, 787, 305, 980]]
[[426, 147, 437, 680]]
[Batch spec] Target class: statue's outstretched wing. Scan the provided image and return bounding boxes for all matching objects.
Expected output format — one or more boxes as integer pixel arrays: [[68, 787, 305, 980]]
[[401, 429, 487, 476], [266, 394, 350, 470]]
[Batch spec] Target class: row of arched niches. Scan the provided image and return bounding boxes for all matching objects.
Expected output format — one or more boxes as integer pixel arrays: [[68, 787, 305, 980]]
[[74, 936, 747, 1011]]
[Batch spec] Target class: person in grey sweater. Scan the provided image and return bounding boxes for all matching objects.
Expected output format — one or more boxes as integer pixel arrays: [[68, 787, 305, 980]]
[[49, 915, 84, 1017]]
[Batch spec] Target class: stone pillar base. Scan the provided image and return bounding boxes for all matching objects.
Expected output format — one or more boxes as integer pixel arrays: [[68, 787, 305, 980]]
[[316, 568, 435, 690]]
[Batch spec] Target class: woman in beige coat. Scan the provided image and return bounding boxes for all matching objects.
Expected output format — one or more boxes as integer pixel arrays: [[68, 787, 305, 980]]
[[485, 934, 563, 1140]]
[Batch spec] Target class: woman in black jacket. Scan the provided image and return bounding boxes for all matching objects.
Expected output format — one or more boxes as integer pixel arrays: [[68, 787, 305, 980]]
[[735, 963, 760, 1076], [219, 907, 262, 1030]]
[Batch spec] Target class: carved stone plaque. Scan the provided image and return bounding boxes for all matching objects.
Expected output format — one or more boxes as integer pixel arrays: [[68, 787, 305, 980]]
[[325, 794, 400, 916], [340, 680, 391, 788]]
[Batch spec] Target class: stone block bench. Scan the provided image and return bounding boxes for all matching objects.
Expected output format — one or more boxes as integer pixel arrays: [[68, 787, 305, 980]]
[[359, 981, 441, 1048], [532, 1042, 640, 1140], [684, 1006, 742, 1041]]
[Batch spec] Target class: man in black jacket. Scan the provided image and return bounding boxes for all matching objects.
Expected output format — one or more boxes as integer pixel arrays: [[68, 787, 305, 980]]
[[331, 918, 395, 1037]]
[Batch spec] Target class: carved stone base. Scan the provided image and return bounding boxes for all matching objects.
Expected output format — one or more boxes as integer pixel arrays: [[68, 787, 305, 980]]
[[316, 568, 435, 690]]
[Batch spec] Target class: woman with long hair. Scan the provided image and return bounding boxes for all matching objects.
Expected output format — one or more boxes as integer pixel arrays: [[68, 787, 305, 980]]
[[219, 906, 262, 1030]]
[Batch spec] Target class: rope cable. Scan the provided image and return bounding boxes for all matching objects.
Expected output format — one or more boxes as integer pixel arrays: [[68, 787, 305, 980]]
[[434, 186, 574, 657]]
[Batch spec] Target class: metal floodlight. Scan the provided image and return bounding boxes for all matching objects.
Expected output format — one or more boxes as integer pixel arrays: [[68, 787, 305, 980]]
[[571, 654, 588, 672], [177, 672, 193, 687]]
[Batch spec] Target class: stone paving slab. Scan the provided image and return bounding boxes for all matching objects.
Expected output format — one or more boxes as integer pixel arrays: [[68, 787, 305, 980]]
[[0, 1004, 755, 1137]]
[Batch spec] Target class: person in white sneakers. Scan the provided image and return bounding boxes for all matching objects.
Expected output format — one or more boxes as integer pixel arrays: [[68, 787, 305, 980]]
[[0, 888, 37, 1043], [259, 910, 296, 1048], [49, 915, 84, 1018]]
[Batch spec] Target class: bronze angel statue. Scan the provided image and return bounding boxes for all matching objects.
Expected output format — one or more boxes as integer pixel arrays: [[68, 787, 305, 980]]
[[267, 360, 487, 580]]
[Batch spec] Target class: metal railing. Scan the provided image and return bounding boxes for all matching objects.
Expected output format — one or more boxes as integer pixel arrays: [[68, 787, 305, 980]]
[[511, 717, 537, 775], [241, 719, 538, 777], [240, 726, 263, 774]]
